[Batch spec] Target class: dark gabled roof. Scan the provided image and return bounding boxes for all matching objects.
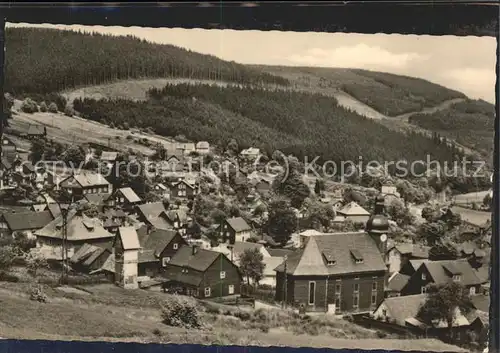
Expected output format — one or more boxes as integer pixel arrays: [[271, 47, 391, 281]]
[[3, 210, 53, 231], [275, 232, 386, 276], [35, 210, 114, 241], [138, 249, 157, 263], [142, 229, 179, 257], [70, 243, 100, 264], [47, 203, 65, 219], [226, 217, 252, 233], [82, 247, 108, 267], [168, 246, 222, 272], [115, 187, 141, 203], [422, 259, 484, 286], [136, 202, 167, 221], [387, 272, 411, 292]]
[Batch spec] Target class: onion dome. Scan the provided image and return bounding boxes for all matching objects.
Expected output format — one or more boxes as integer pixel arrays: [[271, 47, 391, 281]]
[[366, 195, 389, 235]]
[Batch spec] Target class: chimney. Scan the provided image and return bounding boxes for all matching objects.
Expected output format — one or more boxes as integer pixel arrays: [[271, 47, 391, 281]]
[[192, 245, 198, 255]]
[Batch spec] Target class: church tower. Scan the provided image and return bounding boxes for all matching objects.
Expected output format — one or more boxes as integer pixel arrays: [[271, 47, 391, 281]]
[[365, 195, 390, 264]]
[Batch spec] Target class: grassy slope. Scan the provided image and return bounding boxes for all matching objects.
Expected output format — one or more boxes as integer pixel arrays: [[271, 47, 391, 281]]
[[0, 277, 465, 351]]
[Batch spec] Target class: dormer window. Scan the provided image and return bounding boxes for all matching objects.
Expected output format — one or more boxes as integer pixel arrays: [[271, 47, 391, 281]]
[[453, 275, 461, 282], [322, 251, 336, 266], [350, 249, 364, 264]]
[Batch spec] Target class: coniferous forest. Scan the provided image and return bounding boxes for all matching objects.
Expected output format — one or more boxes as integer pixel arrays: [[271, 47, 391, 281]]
[[408, 99, 495, 157], [73, 83, 466, 170], [5, 27, 289, 95]]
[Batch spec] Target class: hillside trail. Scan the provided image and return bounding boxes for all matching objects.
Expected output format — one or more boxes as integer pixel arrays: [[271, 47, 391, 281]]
[[330, 91, 474, 156]]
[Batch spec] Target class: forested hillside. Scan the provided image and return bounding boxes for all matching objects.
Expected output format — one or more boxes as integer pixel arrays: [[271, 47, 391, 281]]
[[73, 83, 465, 170], [341, 69, 467, 116], [409, 99, 495, 157], [5, 27, 289, 95]]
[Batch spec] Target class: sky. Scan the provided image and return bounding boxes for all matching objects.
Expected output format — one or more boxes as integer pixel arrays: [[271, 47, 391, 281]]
[[7, 22, 497, 103]]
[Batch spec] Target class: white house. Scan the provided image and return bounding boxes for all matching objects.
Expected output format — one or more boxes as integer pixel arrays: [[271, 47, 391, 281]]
[[195, 141, 210, 155], [337, 201, 371, 224], [114, 226, 141, 289]]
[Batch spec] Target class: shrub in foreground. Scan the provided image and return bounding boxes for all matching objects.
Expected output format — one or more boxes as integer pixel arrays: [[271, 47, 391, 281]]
[[161, 295, 200, 328], [39, 101, 48, 112], [48, 102, 58, 113], [21, 98, 38, 113]]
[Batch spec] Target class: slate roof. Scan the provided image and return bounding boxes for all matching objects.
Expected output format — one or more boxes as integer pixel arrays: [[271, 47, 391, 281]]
[[83, 247, 108, 267], [60, 172, 110, 188], [136, 202, 168, 221], [267, 248, 295, 257], [379, 294, 471, 328], [392, 243, 430, 258], [91, 252, 115, 274], [470, 295, 490, 313], [142, 229, 179, 257], [3, 210, 53, 231], [387, 272, 411, 292], [138, 249, 157, 263], [275, 232, 386, 276], [337, 202, 370, 216], [35, 210, 114, 241], [421, 259, 485, 286], [47, 203, 65, 219], [226, 217, 252, 233], [168, 246, 222, 272], [70, 243, 101, 264], [117, 227, 141, 250], [116, 187, 141, 203]]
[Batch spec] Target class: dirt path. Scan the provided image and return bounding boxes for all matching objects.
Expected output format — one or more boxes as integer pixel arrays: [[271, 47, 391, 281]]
[[391, 98, 467, 121]]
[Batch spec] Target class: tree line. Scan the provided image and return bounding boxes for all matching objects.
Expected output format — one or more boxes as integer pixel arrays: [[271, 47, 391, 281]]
[[72, 83, 467, 173], [409, 99, 494, 158], [343, 69, 466, 117], [5, 27, 289, 96]]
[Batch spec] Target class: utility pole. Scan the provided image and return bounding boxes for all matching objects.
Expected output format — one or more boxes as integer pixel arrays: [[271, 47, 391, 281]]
[[60, 205, 69, 284], [282, 255, 288, 309]]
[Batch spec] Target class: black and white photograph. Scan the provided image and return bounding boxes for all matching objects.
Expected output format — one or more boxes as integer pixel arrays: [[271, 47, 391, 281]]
[[0, 19, 495, 353]]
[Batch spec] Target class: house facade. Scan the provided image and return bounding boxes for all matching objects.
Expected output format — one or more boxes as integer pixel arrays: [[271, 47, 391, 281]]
[[59, 172, 112, 201], [275, 233, 387, 314], [137, 229, 187, 279], [337, 202, 371, 224], [275, 196, 390, 314], [34, 209, 114, 260], [168, 179, 197, 200], [0, 210, 53, 239], [386, 243, 430, 274], [401, 259, 484, 296], [106, 187, 142, 211], [218, 217, 253, 244], [114, 227, 141, 289], [162, 245, 242, 298]]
